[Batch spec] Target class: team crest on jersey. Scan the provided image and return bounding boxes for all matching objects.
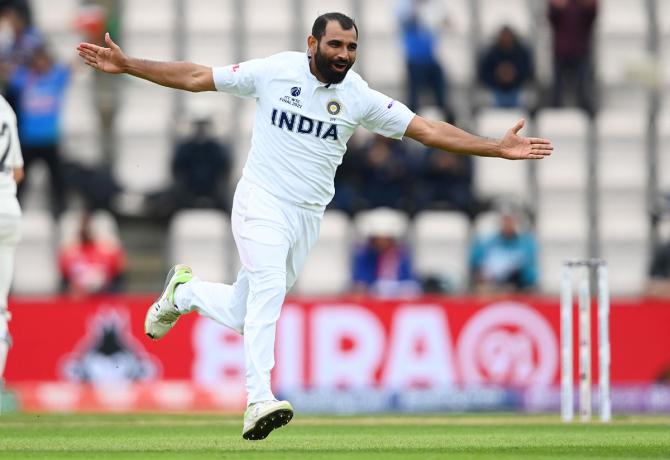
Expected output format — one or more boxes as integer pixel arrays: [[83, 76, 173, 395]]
[[291, 87, 301, 97], [327, 100, 342, 116]]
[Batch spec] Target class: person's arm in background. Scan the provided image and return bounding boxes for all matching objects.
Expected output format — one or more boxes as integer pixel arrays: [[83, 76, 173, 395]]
[[521, 234, 539, 290], [645, 244, 670, 298], [469, 238, 485, 286], [107, 244, 126, 293], [13, 167, 24, 184], [580, 0, 598, 26], [548, 0, 567, 26], [398, 247, 414, 282], [351, 245, 374, 293], [77, 33, 215, 92]]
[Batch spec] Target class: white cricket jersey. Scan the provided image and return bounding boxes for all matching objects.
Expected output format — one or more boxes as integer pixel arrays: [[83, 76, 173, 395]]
[[0, 95, 23, 216], [213, 51, 415, 208]]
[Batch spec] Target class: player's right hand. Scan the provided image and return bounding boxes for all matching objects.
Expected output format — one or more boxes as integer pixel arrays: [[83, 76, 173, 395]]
[[76, 32, 127, 74]]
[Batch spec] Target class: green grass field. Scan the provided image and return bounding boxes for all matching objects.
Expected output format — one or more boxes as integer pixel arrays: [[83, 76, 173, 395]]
[[0, 413, 669, 459]]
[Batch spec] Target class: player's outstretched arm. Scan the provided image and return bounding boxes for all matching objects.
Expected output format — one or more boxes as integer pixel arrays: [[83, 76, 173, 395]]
[[404, 115, 553, 160], [76, 32, 215, 92]]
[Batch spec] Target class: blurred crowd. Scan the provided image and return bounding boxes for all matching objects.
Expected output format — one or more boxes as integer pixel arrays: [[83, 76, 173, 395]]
[[1, 0, 668, 297]]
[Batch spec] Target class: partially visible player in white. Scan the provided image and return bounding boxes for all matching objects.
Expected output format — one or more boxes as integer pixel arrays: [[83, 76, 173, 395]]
[[76, 12, 553, 440], [0, 94, 24, 413]]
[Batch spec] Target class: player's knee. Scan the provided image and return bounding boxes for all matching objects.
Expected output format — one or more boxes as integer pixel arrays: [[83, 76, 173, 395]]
[[254, 271, 287, 298], [230, 319, 245, 335]]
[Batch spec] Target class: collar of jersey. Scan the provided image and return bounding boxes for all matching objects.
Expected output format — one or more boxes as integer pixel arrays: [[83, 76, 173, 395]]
[[303, 53, 342, 89]]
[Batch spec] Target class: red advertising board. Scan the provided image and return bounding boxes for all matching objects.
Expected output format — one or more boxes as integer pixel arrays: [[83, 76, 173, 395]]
[[4, 295, 670, 412]]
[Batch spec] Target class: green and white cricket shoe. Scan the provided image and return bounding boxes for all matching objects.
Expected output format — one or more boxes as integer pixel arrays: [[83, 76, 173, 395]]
[[144, 264, 193, 340], [242, 400, 294, 440]]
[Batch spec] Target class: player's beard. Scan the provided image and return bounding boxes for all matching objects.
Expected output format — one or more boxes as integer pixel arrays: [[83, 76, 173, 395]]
[[314, 44, 353, 84]]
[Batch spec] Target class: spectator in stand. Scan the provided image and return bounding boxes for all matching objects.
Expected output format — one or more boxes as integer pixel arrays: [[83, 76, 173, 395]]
[[469, 207, 538, 294], [0, 0, 30, 22], [396, 0, 453, 122], [146, 116, 233, 217], [478, 26, 534, 109], [9, 45, 70, 217], [0, 4, 41, 108], [352, 208, 420, 297], [331, 129, 366, 216], [358, 134, 413, 212], [58, 210, 126, 295], [548, 0, 598, 115], [0, 4, 40, 72], [415, 146, 475, 217], [645, 237, 670, 299]]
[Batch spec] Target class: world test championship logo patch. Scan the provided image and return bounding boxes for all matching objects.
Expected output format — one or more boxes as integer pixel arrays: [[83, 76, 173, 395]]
[[327, 100, 342, 116]]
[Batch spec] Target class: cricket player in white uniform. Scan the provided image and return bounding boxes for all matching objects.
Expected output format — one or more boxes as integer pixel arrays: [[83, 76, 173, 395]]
[[0, 94, 24, 411], [77, 12, 553, 440]]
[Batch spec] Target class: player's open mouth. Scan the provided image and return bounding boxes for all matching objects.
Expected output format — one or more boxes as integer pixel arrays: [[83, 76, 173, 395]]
[[331, 62, 348, 72]]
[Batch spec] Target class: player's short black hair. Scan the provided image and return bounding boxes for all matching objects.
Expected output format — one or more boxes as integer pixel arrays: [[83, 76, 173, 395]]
[[311, 12, 358, 41]]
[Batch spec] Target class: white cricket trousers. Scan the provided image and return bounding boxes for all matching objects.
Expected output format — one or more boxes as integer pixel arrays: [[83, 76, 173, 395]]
[[0, 210, 21, 379], [175, 178, 322, 404]]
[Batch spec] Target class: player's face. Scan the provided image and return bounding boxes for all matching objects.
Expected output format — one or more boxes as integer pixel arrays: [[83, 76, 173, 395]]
[[311, 21, 357, 84]]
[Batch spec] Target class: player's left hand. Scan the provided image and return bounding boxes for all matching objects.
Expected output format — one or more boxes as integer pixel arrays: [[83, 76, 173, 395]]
[[499, 119, 554, 160]]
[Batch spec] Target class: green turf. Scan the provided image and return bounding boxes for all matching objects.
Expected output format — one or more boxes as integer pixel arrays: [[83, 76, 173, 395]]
[[0, 413, 669, 459]]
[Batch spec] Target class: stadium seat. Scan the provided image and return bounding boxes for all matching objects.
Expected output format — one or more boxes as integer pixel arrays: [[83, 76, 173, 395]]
[[474, 108, 530, 199], [185, 0, 235, 34], [293, 210, 353, 295], [537, 109, 590, 191], [113, 81, 175, 193], [600, 235, 649, 296], [539, 189, 588, 241], [244, 0, 293, 35], [539, 239, 589, 294], [360, 35, 406, 93], [411, 210, 470, 292], [301, 0, 355, 32], [12, 210, 59, 294], [599, 187, 649, 296], [537, 189, 589, 293], [658, 109, 670, 190], [529, 2, 555, 88], [61, 77, 104, 167], [477, 0, 531, 41], [243, 35, 294, 61], [596, 0, 650, 109], [437, 37, 475, 87], [32, 0, 79, 34], [473, 210, 500, 237], [658, 0, 670, 93], [599, 189, 648, 241], [360, 0, 400, 36], [596, 107, 649, 294], [123, 0, 177, 34], [124, 33, 177, 63], [185, 35, 235, 67], [356, 0, 402, 91], [354, 208, 410, 240], [596, 109, 647, 191], [167, 209, 235, 284], [437, 0, 475, 86]]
